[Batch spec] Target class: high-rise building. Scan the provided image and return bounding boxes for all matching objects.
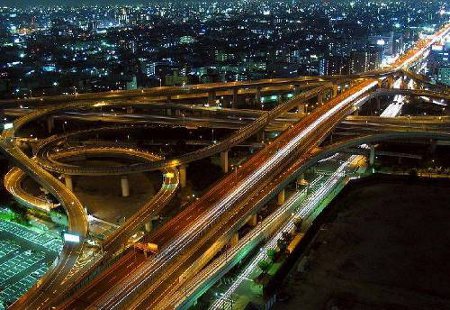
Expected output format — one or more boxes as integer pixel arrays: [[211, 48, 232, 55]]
[[368, 32, 395, 57], [320, 55, 350, 76], [350, 48, 381, 74], [437, 67, 450, 85]]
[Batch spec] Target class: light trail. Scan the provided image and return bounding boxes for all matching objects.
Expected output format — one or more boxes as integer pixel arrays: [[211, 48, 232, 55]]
[[97, 81, 379, 309], [209, 155, 359, 309], [380, 79, 405, 118]]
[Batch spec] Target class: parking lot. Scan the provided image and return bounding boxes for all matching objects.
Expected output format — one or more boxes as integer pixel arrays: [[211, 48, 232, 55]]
[[0, 219, 63, 308]]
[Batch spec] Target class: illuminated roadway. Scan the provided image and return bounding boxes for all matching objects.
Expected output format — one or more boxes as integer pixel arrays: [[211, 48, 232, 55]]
[[5, 145, 179, 309], [2, 21, 448, 310], [4, 167, 56, 211], [0, 133, 89, 310], [83, 23, 450, 309], [3, 71, 330, 310], [78, 79, 380, 310], [20, 85, 331, 176], [53, 79, 379, 310], [0, 77, 331, 109]]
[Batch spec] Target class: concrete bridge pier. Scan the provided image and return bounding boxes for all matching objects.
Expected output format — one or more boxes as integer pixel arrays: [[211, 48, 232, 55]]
[[166, 108, 172, 116], [376, 96, 381, 111], [64, 175, 73, 191], [255, 87, 262, 106], [257, 130, 265, 143], [208, 91, 216, 105], [121, 176, 130, 198], [332, 84, 339, 97], [232, 88, 239, 109], [220, 151, 229, 173], [429, 139, 437, 155], [179, 165, 187, 188], [144, 221, 153, 233], [277, 189, 286, 206], [47, 116, 55, 134], [292, 84, 301, 95], [387, 76, 395, 89], [297, 173, 308, 186], [369, 145, 376, 166], [126, 107, 134, 114], [297, 104, 305, 114], [318, 92, 323, 105]]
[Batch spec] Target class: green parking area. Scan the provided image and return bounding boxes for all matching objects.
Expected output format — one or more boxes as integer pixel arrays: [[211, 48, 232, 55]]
[[0, 217, 63, 309]]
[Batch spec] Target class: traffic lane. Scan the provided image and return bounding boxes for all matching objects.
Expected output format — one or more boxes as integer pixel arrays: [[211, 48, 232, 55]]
[[133, 97, 354, 309], [60, 250, 146, 309]]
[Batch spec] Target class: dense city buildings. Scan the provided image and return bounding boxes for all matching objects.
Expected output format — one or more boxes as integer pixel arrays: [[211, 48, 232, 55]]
[[0, 1, 449, 98]]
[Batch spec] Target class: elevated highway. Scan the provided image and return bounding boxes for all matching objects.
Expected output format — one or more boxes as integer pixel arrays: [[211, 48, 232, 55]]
[[6, 144, 179, 310], [338, 115, 450, 136], [0, 77, 330, 109], [2, 73, 328, 310], [74, 79, 380, 309], [57, 78, 381, 310], [4, 22, 450, 310], [5, 109, 296, 131], [4, 167, 55, 211], [163, 128, 450, 310], [0, 137, 89, 310], [23, 85, 330, 176], [83, 23, 450, 309]]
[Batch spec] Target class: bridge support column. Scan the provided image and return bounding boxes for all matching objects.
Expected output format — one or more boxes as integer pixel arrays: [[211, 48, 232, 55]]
[[297, 104, 305, 114], [64, 175, 73, 191], [387, 76, 394, 89], [257, 130, 265, 143], [318, 92, 323, 105], [277, 189, 286, 206], [175, 109, 181, 116], [208, 91, 216, 105], [255, 87, 262, 106], [232, 88, 239, 109], [166, 109, 172, 116], [144, 221, 153, 233], [166, 95, 172, 103], [121, 176, 130, 197], [126, 107, 134, 114], [293, 84, 301, 95], [332, 85, 339, 97], [247, 214, 258, 227], [429, 139, 437, 155], [220, 151, 229, 173], [297, 173, 308, 186], [369, 145, 376, 166], [229, 233, 239, 247], [376, 96, 381, 111], [47, 116, 55, 134], [179, 165, 187, 188]]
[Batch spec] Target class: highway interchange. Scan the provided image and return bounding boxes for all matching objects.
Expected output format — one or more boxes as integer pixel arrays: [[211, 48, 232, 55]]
[[0, 22, 449, 310]]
